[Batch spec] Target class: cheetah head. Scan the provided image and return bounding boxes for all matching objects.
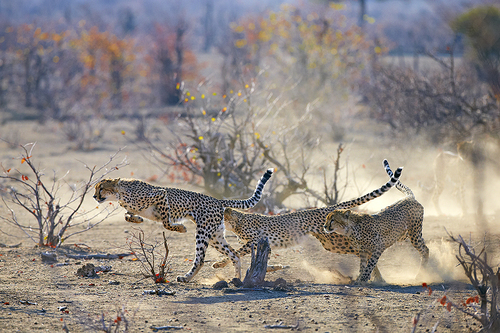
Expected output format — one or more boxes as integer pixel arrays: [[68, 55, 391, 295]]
[[93, 178, 120, 203], [223, 207, 242, 233], [324, 210, 351, 235]]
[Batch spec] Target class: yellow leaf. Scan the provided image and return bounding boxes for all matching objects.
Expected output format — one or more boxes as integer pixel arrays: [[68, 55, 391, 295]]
[[234, 39, 247, 48]]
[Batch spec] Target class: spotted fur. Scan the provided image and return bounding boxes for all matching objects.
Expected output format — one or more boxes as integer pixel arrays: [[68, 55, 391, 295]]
[[215, 160, 403, 281], [93, 169, 273, 282], [324, 161, 429, 284]]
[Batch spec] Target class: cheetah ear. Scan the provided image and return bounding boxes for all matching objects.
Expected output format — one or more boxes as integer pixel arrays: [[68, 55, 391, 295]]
[[100, 178, 120, 191], [326, 212, 333, 222], [224, 207, 234, 220], [343, 210, 350, 220]]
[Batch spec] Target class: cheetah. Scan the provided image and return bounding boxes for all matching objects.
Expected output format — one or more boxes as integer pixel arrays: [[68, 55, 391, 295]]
[[324, 160, 429, 284], [215, 160, 403, 281], [431, 141, 474, 216], [93, 169, 273, 283]]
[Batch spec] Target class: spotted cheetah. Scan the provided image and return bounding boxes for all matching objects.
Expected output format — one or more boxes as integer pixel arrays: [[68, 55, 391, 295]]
[[215, 160, 403, 281], [93, 169, 273, 283], [324, 160, 429, 284], [431, 141, 474, 216]]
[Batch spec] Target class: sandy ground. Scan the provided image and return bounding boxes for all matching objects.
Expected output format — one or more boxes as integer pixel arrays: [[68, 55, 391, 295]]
[[0, 119, 499, 332]]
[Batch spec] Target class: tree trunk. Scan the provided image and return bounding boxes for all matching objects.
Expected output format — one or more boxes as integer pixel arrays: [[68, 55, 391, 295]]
[[243, 237, 270, 287]]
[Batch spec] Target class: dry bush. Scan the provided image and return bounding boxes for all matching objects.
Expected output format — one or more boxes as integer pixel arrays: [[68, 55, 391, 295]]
[[135, 76, 355, 210], [364, 50, 499, 144], [413, 234, 499, 333], [127, 229, 171, 285], [60, 114, 106, 151], [363, 48, 499, 223], [449, 233, 499, 332], [0, 143, 128, 247], [99, 306, 132, 333]]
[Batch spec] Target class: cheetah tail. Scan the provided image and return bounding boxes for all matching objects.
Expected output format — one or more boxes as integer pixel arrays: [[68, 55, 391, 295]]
[[330, 165, 403, 210], [383, 159, 415, 198], [223, 168, 274, 209]]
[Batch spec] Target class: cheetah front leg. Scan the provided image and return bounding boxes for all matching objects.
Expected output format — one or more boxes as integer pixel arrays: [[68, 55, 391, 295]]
[[125, 212, 144, 223], [157, 207, 187, 233], [176, 224, 209, 283], [356, 250, 383, 284], [213, 241, 286, 273]]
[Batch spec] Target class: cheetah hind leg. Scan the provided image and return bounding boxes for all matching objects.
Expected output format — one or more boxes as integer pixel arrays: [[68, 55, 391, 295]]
[[125, 213, 144, 223], [212, 257, 230, 269], [209, 229, 242, 280], [371, 266, 386, 284]]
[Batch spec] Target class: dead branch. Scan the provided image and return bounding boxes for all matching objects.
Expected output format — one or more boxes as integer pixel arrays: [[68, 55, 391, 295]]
[[0, 143, 128, 248], [264, 320, 300, 329], [149, 325, 184, 331], [65, 253, 133, 260], [243, 237, 271, 288], [128, 229, 171, 284]]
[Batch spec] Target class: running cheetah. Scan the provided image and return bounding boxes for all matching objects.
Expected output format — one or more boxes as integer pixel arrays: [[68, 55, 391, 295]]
[[93, 169, 273, 282], [215, 160, 403, 281], [324, 161, 429, 284]]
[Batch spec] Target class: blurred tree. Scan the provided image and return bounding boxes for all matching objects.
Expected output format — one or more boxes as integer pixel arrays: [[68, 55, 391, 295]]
[[150, 20, 198, 106], [203, 0, 215, 52], [70, 25, 136, 111], [120, 7, 136, 35], [220, 4, 376, 103], [451, 5, 500, 97]]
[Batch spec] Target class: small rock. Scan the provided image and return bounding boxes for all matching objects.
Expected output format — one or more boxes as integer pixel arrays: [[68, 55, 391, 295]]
[[108, 280, 120, 285], [230, 278, 243, 287], [76, 263, 97, 277], [213, 280, 228, 290], [41, 252, 57, 263]]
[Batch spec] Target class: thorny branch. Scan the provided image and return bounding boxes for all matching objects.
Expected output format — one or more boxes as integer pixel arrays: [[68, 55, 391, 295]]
[[0, 143, 128, 248]]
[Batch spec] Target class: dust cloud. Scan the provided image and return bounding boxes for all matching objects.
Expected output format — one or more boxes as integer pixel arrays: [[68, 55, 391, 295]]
[[301, 260, 352, 284]]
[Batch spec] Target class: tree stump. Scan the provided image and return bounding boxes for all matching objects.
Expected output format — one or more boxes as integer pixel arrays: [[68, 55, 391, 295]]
[[243, 237, 271, 288]]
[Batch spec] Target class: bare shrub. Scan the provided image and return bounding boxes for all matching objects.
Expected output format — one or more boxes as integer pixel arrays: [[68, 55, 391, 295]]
[[413, 234, 499, 332], [128, 229, 171, 285], [136, 77, 352, 210], [0, 143, 128, 247], [99, 306, 131, 333], [364, 49, 499, 144], [448, 233, 499, 332], [60, 115, 106, 151], [363, 48, 499, 223]]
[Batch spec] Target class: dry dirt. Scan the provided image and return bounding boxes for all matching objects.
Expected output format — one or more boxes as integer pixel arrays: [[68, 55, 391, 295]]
[[0, 120, 499, 333]]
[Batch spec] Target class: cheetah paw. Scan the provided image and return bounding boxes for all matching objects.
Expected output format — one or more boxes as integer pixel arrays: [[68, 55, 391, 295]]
[[176, 275, 190, 283], [171, 224, 187, 233], [125, 213, 143, 224], [212, 260, 229, 269]]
